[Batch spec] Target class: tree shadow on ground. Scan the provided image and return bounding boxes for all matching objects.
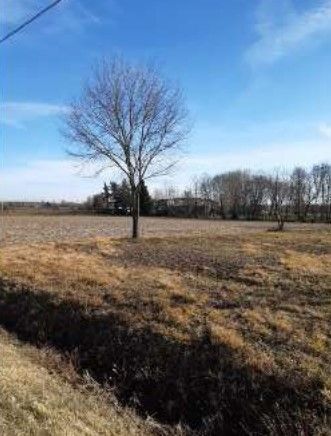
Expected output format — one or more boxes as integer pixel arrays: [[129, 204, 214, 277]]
[[0, 278, 328, 435]]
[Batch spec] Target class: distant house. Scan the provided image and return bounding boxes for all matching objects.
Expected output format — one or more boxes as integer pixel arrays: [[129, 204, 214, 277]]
[[90, 193, 130, 215]]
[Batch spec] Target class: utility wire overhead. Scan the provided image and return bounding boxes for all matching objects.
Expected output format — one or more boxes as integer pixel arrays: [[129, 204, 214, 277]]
[[0, 0, 64, 44]]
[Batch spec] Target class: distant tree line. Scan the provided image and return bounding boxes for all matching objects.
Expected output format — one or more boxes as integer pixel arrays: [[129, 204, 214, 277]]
[[86, 162, 330, 230], [153, 162, 331, 229]]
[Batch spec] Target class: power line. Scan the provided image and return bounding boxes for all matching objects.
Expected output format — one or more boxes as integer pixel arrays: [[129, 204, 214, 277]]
[[0, 0, 64, 44]]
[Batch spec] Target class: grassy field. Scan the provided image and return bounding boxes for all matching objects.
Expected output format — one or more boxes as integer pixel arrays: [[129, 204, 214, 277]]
[[0, 217, 330, 434]]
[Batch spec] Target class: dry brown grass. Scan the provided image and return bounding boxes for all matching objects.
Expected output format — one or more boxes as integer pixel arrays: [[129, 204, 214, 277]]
[[0, 240, 123, 292], [0, 329, 154, 436], [281, 249, 331, 275], [0, 222, 330, 434]]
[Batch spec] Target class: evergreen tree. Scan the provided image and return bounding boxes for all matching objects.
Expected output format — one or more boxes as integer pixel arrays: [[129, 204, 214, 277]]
[[119, 179, 132, 213], [140, 180, 152, 216], [104, 179, 151, 215], [103, 182, 110, 202]]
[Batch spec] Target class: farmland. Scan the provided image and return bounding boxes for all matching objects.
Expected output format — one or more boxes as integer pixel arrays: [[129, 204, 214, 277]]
[[0, 216, 330, 434], [0, 214, 328, 244]]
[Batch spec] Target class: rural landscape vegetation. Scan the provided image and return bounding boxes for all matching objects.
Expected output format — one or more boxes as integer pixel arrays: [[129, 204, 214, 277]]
[[1, 1, 331, 435]]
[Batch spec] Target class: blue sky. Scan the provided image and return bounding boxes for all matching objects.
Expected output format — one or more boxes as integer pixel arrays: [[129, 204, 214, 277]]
[[1, 0, 331, 201]]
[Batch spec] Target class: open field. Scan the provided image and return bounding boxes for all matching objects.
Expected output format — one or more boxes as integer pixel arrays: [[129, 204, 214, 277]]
[[0, 219, 330, 434], [0, 214, 329, 245]]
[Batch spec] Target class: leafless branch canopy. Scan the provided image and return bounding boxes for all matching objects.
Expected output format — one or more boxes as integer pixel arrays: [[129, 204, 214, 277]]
[[63, 58, 189, 188]]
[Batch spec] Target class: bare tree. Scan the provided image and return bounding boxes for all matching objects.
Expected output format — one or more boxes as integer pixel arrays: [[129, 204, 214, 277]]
[[211, 175, 226, 218], [199, 175, 213, 217], [267, 170, 291, 231], [63, 58, 189, 238], [246, 174, 269, 220], [290, 167, 313, 222], [312, 163, 331, 222]]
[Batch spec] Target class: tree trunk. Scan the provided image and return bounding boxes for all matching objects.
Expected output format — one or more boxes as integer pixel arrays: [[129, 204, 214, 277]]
[[132, 188, 140, 239], [276, 213, 285, 231]]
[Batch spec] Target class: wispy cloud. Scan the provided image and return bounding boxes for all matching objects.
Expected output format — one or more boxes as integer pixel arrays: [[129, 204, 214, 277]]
[[318, 122, 331, 139], [1, 159, 104, 201], [246, 0, 331, 66], [183, 141, 330, 171], [0, 0, 101, 36], [151, 139, 331, 191], [0, 0, 36, 25], [42, 1, 101, 35], [1, 102, 68, 128]]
